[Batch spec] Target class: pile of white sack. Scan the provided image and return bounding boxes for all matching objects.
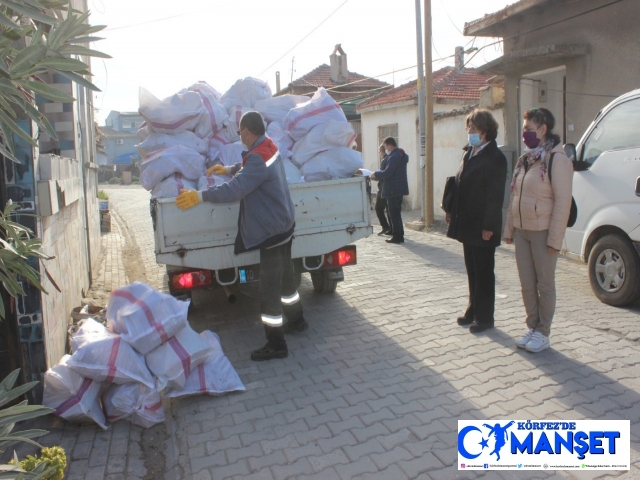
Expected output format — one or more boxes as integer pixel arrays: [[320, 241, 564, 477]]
[[42, 282, 245, 429], [135, 77, 363, 198]]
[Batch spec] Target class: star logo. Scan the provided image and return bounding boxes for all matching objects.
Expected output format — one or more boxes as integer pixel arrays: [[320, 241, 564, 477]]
[[480, 437, 489, 449]]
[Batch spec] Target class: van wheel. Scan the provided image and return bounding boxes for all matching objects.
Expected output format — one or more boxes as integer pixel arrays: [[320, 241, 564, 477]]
[[311, 271, 337, 294], [588, 234, 640, 306]]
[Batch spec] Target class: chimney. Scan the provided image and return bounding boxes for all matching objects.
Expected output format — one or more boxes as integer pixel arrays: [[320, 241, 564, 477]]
[[275, 71, 281, 93], [455, 46, 464, 73], [330, 44, 348, 83]]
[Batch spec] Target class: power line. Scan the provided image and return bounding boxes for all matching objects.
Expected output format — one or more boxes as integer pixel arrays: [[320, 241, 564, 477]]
[[439, 0, 463, 35], [257, 0, 350, 77]]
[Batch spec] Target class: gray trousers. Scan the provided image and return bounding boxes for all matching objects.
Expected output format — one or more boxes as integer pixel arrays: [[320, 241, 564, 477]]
[[514, 229, 558, 337]]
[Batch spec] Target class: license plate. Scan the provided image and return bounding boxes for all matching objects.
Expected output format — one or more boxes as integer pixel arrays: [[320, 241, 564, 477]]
[[239, 268, 259, 283]]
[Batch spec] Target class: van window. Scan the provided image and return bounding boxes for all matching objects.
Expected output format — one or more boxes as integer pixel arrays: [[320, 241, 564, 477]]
[[581, 97, 640, 166]]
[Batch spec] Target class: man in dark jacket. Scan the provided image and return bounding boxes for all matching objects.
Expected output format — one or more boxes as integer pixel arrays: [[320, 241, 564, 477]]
[[176, 111, 307, 361], [375, 145, 392, 236], [372, 137, 409, 244]]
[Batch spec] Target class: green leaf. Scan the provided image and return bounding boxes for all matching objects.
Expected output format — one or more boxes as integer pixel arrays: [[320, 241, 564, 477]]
[[69, 35, 103, 44], [52, 69, 99, 91], [0, 370, 19, 392], [1, 0, 59, 24], [85, 24, 106, 34], [20, 80, 74, 102], [0, 142, 19, 164], [0, 381, 39, 408], [0, 11, 20, 29], [8, 44, 46, 77], [0, 405, 53, 427], [21, 100, 56, 140], [0, 110, 36, 146], [38, 56, 87, 71], [60, 44, 110, 59]]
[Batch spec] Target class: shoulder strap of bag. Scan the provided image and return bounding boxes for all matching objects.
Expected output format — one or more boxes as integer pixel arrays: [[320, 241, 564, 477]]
[[548, 152, 557, 183]]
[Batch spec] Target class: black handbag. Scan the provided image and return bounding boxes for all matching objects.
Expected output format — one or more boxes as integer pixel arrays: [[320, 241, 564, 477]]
[[441, 176, 456, 213]]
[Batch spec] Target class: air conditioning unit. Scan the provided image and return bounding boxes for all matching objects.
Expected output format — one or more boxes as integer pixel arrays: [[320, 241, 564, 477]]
[[116, 139, 124, 145]]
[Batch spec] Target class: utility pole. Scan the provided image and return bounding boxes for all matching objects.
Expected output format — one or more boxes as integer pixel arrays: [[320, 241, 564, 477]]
[[424, 0, 434, 226], [415, 0, 426, 223]]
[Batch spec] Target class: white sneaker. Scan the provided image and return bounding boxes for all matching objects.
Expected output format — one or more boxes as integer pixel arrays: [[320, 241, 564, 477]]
[[516, 329, 534, 349], [525, 332, 550, 353]]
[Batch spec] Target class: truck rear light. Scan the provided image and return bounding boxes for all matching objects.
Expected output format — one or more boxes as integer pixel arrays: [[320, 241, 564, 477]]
[[323, 246, 357, 268], [170, 270, 213, 291]]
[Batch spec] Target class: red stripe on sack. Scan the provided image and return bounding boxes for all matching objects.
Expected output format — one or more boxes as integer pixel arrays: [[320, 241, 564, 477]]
[[111, 291, 169, 343], [211, 134, 229, 146], [105, 337, 121, 383], [287, 104, 342, 130], [197, 92, 217, 133], [148, 113, 200, 131], [55, 378, 93, 416], [235, 108, 241, 126], [176, 173, 184, 191], [348, 133, 357, 146], [168, 336, 192, 378], [198, 364, 207, 393], [148, 400, 163, 412]]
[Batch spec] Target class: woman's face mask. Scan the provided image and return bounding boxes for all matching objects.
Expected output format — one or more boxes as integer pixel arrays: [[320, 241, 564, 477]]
[[468, 133, 483, 147], [522, 123, 543, 149]]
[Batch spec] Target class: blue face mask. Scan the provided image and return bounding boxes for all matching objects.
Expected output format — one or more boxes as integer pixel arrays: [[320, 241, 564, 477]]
[[468, 133, 483, 147]]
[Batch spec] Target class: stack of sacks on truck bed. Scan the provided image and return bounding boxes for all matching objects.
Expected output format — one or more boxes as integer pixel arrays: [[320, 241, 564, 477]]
[[137, 79, 365, 198], [43, 282, 245, 429]]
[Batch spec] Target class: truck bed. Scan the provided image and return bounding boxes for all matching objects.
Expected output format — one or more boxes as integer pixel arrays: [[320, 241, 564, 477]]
[[152, 176, 372, 270]]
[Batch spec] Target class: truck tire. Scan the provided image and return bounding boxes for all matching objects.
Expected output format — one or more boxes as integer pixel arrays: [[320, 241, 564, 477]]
[[588, 234, 640, 307], [311, 271, 337, 294]]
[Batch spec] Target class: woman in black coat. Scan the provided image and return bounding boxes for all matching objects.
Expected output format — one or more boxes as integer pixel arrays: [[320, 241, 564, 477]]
[[446, 109, 507, 333]]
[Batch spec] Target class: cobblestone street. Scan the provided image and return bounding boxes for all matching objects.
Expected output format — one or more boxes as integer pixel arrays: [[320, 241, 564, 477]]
[[53, 185, 640, 479]]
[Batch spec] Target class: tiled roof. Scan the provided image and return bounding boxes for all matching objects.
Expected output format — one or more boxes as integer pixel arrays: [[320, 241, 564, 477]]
[[356, 67, 499, 111], [290, 64, 390, 90]]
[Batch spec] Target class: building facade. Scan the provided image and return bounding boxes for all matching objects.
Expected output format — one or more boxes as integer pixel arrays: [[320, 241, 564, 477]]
[[100, 111, 145, 165]]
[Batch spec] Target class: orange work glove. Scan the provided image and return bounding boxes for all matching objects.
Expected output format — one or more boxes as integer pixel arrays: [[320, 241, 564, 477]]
[[175, 189, 201, 210]]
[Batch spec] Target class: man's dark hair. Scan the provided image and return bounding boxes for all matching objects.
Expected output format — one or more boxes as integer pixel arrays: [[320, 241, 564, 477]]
[[379, 144, 385, 152], [240, 111, 266, 136], [466, 109, 499, 142], [383, 136, 397, 147]]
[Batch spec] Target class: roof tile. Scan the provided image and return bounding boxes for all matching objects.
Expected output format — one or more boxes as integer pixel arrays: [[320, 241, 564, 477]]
[[291, 64, 390, 89]]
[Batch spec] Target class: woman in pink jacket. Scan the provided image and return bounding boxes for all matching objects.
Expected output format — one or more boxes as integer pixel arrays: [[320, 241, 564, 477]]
[[503, 108, 573, 353]]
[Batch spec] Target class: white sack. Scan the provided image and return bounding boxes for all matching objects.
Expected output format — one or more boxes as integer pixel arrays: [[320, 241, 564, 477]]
[[145, 325, 212, 391], [43, 355, 107, 429], [207, 131, 231, 161], [254, 95, 309, 123], [151, 173, 197, 199], [137, 131, 209, 158], [139, 145, 205, 190], [291, 120, 357, 167], [186, 81, 222, 102], [218, 142, 244, 167], [136, 123, 151, 142], [283, 88, 347, 141], [66, 327, 154, 388], [193, 90, 229, 138], [226, 106, 255, 136], [166, 331, 245, 398], [301, 147, 363, 182], [70, 318, 112, 353], [267, 121, 294, 159], [283, 159, 303, 184], [138, 87, 203, 135], [220, 77, 271, 109], [198, 174, 231, 191], [107, 282, 190, 355], [103, 383, 164, 429]]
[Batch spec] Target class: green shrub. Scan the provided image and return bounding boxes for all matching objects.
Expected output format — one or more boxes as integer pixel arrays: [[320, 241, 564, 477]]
[[132, 176, 140, 184], [10, 446, 67, 480], [108, 177, 121, 185], [97, 190, 109, 200]]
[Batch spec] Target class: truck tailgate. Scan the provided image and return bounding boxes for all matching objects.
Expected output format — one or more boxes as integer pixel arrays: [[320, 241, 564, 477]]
[[153, 176, 372, 270]]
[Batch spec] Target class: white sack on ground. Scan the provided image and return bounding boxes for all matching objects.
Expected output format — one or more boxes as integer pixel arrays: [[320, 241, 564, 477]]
[[283, 159, 303, 184], [43, 355, 107, 429], [283, 88, 347, 141], [146, 325, 213, 391], [291, 120, 357, 167], [138, 87, 203, 135], [166, 331, 245, 398], [137, 131, 209, 158], [151, 173, 197, 199], [103, 382, 164, 429], [70, 318, 108, 353], [254, 94, 309, 123], [220, 77, 271, 109], [266, 121, 294, 159], [139, 145, 205, 190], [108, 282, 190, 355], [107, 281, 155, 325], [301, 147, 363, 182], [66, 327, 155, 388], [193, 90, 229, 138]]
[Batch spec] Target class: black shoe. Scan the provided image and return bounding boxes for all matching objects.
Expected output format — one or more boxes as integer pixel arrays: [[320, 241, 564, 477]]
[[386, 237, 404, 244], [251, 342, 288, 361], [377, 228, 391, 236], [384, 230, 393, 236], [469, 322, 494, 334], [283, 318, 309, 334], [457, 316, 474, 326]]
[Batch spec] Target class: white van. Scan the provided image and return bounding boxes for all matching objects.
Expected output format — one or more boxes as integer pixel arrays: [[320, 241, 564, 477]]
[[564, 89, 640, 306]]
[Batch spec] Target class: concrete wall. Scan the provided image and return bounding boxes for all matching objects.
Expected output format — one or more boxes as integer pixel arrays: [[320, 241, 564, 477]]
[[103, 134, 138, 164], [496, 0, 640, 149]]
